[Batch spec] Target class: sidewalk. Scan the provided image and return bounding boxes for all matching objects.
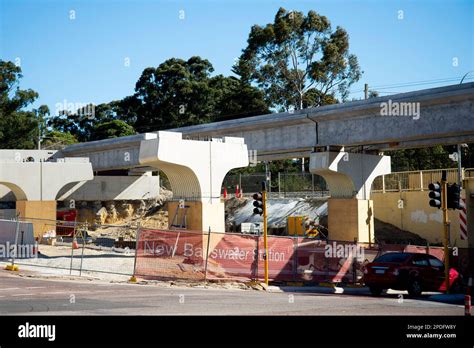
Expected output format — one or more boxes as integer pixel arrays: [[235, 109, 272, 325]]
[[268, 284, 376, 295]]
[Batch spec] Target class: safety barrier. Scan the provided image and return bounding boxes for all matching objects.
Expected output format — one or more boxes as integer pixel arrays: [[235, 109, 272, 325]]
[[2, 217, 457, 283], [0, 216, 137, 276], [133, 228, 451, 284]]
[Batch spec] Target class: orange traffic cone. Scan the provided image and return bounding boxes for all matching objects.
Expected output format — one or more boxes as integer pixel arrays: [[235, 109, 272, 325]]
[[72, 238, 79, 249]]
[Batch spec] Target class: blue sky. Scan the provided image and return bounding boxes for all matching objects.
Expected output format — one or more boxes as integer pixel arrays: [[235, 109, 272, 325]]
[[1, 0, 473, 114]]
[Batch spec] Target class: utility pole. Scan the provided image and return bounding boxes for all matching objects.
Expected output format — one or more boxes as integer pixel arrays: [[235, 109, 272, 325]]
[[37, 112, 42, 150], [364, 83, 369, 100], [441, 170, 450, 293]]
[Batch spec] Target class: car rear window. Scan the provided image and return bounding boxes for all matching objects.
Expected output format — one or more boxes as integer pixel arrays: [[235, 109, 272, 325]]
[[428, 257, 444, 267], [374, 253, 411, 263]]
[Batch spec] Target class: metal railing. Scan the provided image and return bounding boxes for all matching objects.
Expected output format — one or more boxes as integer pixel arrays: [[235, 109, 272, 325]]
[[371, 168, 473, 193], [223, 172, 329, 197]]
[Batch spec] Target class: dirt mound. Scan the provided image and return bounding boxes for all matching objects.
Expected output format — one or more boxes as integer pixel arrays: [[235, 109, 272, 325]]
[[317, 216, 426, 245], [374, 219, 426, 245]]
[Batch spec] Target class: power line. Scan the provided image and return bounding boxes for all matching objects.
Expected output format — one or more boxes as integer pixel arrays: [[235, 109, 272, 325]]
[[349, 75, 474, 95], [370, 76, 471, 89]]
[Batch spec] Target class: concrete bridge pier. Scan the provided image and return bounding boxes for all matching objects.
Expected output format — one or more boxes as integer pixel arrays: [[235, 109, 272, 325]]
[[310, 151, 391, 243], [0, 151, 93, 238], [139, 131, 249, 234]]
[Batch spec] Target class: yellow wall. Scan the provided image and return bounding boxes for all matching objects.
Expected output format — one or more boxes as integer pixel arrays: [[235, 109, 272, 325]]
[[16, 200, 56, 239], [328, 198, 375, 243], [372, 190, 467, 247], [166, 200, 226, 257]]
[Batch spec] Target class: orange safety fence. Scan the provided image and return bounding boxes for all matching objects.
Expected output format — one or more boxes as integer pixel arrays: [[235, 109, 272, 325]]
[[135, 229, 206, 280], [134, 228, 448, 283]]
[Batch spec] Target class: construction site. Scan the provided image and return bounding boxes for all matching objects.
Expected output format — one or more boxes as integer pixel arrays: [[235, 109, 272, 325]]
[[1, 83, 474, 284], [2, 2, 474, 346]]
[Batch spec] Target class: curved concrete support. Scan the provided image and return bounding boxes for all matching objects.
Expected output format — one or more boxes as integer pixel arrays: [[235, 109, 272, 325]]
[[0, 182, 27, 201], [139, 131, 249, 233], [312, 169, 356, 199], [0, 156, 93, 201], [309, 151, 391, 243], [310, 151, 391, 200], [158, 162, 202, 200], [139, 131, 249, 203]]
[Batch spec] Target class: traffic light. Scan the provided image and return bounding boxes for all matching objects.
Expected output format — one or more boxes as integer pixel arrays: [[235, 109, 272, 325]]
[[447, 183, 462, 210], [253, 192, 264, 215], [428, 182, 442, 208]]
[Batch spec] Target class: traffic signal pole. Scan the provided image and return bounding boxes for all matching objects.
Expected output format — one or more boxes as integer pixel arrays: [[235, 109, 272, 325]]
[[253, 183, 269, 286], [262, 186, 269, 286], [441, 171, 450, 293]]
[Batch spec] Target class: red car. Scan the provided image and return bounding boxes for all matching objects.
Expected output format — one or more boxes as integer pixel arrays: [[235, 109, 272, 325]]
[[363, 252, 461, 297]]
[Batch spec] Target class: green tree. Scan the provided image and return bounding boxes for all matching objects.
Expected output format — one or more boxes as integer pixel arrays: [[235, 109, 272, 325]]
[[234, 7, 361, 111], [133, 56, 216, 132], [41, 130, 78, 150], [90, 120, 136, 141], [390, 146, 455, 171], [131, 56, 269, 132], [47, 102, 133, 142], [210, 76, 270, 122], [0, 60, 39, 149], [35, 104, 50, 149]]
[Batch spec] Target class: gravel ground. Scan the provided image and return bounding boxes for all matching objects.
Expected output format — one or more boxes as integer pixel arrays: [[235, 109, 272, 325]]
[[3, 244, 135, 277]]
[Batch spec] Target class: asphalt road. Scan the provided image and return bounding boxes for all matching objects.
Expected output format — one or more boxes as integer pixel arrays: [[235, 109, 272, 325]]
[[0, 270, 464, 315]]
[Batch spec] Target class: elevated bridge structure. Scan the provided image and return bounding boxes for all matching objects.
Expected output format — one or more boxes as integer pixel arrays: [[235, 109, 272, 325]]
[[56, 83, 474, 242], [2, 84, 472, 242]]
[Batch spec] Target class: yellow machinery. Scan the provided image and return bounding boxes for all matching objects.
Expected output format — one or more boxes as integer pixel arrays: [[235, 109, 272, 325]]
[[287, 216, 305, 236], [287, 215, 321, 238]]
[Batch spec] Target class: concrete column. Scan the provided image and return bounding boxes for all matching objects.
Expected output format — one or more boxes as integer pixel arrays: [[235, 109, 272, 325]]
[[310, 151, 391, 243], [327, 198, 374, 243], [139, 131, 248, 233], [16, 201, 57, 239]]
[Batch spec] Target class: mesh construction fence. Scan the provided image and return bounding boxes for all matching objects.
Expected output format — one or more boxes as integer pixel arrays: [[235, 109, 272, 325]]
[[133, 228, 450, 283], [0, 217, 136, 276]]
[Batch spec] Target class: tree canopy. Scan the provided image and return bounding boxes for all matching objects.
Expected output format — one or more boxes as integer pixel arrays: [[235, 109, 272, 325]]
[[90, 120, 136, 141], [233, 7, 361, 111], [0, 60, 41, 149], [129, 56, 269, 132]]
